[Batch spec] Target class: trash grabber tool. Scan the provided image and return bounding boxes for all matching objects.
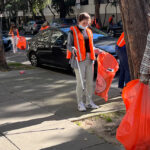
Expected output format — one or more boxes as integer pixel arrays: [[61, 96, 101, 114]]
[[73, 47, 85, 91]]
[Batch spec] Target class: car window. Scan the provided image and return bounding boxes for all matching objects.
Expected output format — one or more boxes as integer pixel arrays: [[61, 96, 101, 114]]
[[36, 30, 52, 48], [51, 30, 64, 45], [36, 20, 44, 24], [41, 30, 51, 42], [64, 19, 77, 24]]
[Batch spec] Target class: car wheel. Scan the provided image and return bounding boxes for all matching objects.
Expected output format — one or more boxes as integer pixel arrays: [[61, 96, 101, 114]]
[[29, 52, 39, 67]]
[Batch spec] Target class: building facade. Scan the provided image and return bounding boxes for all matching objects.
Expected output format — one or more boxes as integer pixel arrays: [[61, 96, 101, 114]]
[[43, 0, 121, 26]]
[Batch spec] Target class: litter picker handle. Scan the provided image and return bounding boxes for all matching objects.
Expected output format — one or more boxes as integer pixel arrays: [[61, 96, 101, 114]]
[[73, 47, 85, 91]]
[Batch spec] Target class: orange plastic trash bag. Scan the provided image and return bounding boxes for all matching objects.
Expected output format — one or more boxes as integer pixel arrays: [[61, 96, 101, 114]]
[[17, 36, 26, 50], [116, 79, 150, 150], [95, 52, 119, 101]]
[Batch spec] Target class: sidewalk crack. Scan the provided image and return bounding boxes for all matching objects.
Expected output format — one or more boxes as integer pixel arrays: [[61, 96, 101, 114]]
[[0, 132, 21, 150]]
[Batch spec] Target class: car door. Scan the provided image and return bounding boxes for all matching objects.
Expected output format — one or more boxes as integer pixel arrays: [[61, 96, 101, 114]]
[[50, 30, 69, 68], [36, 29, 53, 64]]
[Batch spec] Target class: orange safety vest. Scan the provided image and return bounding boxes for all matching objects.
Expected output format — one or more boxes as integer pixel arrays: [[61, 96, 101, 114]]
[[117, 32, 126, 47], [66, 26, 95, 62], [10, 29, 19, 38], [40, 26, 50, 31], [92, 19, 100, 29], [109, 16, 113, 23]]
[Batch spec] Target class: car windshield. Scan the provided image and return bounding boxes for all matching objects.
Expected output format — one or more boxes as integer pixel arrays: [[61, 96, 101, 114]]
[[63, 19, 77, 24], [60, 26, 108, 40], [36, 21, 44, 24]]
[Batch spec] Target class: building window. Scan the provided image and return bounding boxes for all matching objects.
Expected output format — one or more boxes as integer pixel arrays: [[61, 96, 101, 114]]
[[81, 0, 88, 5], [71, 0, 88, 6]]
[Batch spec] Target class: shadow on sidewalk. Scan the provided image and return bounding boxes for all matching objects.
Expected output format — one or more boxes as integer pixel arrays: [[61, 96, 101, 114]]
[[0, 67, 122, 134]]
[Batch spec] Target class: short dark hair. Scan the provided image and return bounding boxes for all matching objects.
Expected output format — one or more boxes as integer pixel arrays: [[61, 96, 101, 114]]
[[78, 12, 91, 24], [112, 15, 115, 17]]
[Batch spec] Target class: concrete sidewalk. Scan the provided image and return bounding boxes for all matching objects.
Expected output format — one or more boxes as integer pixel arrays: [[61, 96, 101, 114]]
[[0, 67, 124, 150]]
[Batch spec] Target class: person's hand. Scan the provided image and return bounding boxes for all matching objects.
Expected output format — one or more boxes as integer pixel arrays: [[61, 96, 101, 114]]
[[92, 60, 95, 64], [72, 47, 77, 57], [94, 48, 104, 54]]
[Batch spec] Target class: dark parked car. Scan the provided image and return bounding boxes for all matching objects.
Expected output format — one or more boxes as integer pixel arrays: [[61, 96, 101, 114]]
[[50, 18, 77, 28], [23, 20, 45, 35], [2, 34, 12, 51], [107, 20, 123, 37], [27, 27, 118, 72]]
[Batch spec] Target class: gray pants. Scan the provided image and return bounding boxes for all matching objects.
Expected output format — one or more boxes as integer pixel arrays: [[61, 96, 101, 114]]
[[74, 54, 94, 104], [12, 36, 18, 53]]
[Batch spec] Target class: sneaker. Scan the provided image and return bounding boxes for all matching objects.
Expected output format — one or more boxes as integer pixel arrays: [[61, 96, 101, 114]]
[[86, 100, 99, 109], [78, 101, 86, 112]]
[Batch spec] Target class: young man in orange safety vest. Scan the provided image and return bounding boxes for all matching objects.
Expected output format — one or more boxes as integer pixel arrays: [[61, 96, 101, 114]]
[[116, 32, 131, 93]]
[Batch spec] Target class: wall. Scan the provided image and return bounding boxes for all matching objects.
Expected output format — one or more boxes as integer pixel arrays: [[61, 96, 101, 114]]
[[44, 1, 121, 26]]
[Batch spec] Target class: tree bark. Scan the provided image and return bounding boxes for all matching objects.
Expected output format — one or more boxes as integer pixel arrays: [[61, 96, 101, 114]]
[[0, 17, 8, 70], [39, 10, 46, 21], [94, 0, 102, 27], [60, 0, 66, 18], [120, 0, 149, 79], [103, 3, 109, 27]]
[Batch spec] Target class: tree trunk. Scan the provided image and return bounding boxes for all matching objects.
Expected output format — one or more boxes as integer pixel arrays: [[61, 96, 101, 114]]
[[103, 3, 109, 27], [95, 0, 102, 27], [60, 0, 66, 18], [120, 0, 149, 79], [39, 10, 46, 21], [28, 0, 36, 20], [115, 4, 118, 23], [0, 18, 8, 70]]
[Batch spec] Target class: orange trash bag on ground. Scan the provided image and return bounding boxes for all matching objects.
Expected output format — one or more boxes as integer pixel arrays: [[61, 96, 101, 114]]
[[95, 52, 119, 101], [17, 36, 26, 50], [116, 79, 150, 150]]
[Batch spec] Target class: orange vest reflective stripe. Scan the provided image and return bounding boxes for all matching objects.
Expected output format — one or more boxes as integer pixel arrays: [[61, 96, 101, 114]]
[[66, 26, 95, 61], [117, 32, 126, 47], [40, 26, 50, 31]]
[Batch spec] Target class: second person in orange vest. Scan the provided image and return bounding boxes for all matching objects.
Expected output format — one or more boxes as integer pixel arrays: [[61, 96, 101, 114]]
[[67, 12, 99, 112], [91, 16, 100, 29], [9, 24, 19, 53], [116, 32, 131, 93], [40, 21, 50, 31]]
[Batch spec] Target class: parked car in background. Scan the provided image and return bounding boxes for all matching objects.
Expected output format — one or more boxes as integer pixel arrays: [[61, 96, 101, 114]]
[[107, 20, 123, 37], [50, 18, 77, 28], [2, 34, 12, 52], [27, 26, 118, 72], [23, 20, 45, 35]]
